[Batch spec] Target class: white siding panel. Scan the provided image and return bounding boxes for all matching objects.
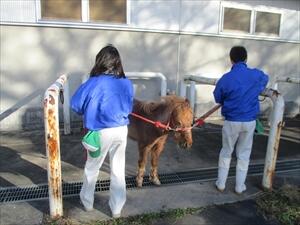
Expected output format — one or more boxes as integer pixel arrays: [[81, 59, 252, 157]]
[[0, 0, 36, 22], [181, 0, 220, 34], [130, 0, 180, 31], [280, 10, 300, 41]]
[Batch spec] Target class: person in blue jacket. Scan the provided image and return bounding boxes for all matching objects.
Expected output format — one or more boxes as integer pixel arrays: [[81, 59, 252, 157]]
[[213, 46, 268, 194], [71, 45, 134, 218]]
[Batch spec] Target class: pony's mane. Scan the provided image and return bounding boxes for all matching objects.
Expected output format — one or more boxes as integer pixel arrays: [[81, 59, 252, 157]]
[[134, 95, 188, 115]]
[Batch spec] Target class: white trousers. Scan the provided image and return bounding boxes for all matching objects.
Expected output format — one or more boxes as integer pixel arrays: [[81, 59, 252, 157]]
[[216, 120, 256, 192], [80, 126, 127, 215]]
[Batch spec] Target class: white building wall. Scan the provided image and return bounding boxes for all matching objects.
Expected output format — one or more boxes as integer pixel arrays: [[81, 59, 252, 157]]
[[0, 0, 299, 130], [280, 9, 300, 41], [180, 1, 220, 34], [130, 0, 180, 31]]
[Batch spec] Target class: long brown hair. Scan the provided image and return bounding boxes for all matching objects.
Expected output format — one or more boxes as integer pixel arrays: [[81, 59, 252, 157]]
[[90, 45, 125, 78]]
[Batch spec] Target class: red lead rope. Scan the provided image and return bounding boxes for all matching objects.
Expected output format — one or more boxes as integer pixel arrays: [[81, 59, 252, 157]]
[[130, 112, 171, 130], [130, 104, 221, 132]]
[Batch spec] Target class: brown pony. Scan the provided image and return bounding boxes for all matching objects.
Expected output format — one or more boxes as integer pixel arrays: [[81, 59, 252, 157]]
[[128, 95, 193, 187]]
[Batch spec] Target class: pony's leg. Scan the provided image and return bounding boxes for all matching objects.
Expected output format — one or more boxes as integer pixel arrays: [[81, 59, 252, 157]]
[[150, 136, 167, 185], [136, 143, 151, 188]]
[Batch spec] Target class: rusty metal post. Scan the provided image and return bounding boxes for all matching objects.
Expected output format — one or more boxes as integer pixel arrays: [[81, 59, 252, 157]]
[[44, 74, 67, 218], [261, 88, 285, 190]]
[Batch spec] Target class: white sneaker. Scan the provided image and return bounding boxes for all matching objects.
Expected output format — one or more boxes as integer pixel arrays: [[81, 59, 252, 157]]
[[215, 180, 226, 192], [215, 184, 225, 192], [79, 199, 94, 212], [235, 185, 246, 195], [112, 213, 121, 218]]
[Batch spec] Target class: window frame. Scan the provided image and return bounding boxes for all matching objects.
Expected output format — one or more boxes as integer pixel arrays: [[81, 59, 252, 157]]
[[35, 0, 130, 27], [219, 2, 282, 39]]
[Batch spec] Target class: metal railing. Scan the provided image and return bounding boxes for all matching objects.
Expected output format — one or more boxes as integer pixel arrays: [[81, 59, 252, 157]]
[[82, 72, 167, 97], [274, 76, 300, 90], [126, 72, 167, 96]]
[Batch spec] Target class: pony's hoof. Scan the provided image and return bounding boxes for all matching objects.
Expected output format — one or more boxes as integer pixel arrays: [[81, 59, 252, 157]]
[[150, 177, 161, 186]]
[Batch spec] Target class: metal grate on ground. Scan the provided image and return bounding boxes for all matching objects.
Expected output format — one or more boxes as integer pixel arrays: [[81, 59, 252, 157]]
[[0, 159, 299, 203]]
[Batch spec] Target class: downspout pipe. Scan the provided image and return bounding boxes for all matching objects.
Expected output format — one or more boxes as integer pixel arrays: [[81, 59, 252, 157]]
[[126, 72, 167, 96]]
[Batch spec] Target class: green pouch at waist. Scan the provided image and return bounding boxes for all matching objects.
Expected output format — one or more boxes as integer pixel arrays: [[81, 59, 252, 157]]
[[255, 119, 264, 135], [82, 130, 101, 158]]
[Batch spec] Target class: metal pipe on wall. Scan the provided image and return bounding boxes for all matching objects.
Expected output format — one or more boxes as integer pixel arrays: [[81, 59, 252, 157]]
[[273, 76, 300, 90], [62, 81, 71, 135], [276, 77, 300, 84], [126, 72, 167, 96], [183, 75, 218, 110]]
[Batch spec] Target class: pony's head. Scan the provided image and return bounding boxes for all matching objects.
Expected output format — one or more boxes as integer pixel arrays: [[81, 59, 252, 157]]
[[167, 96, 193, 149]]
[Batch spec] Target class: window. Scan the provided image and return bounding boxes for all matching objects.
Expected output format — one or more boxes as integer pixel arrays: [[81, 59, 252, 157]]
[[89, 0, 126, 23], [40, 0, 127, 24], [255, 11, 281, 35], [221, 4, 281, 37], [41, 0, 81, 21], [223, 7, 251, 33]]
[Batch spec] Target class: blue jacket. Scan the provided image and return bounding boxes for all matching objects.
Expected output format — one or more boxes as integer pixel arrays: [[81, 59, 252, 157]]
[[213, 62, 269, 121], [71, 74, 134, 130]]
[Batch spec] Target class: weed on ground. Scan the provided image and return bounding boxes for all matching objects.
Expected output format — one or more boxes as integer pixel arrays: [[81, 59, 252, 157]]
[[42, 207, 201, 225], [256, 184, 300, 225]]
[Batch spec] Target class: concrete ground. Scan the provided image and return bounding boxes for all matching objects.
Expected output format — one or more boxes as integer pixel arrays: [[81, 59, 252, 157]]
[[0, 119, 299, 225]]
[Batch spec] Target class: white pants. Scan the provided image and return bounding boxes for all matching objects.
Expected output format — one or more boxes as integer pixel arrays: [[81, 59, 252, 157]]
[[216, 120, 256, 192], [80, 126, 127, 215]]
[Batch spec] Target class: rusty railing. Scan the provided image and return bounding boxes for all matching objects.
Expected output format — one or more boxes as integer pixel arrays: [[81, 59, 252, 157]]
[[43, 74, 69, 218]]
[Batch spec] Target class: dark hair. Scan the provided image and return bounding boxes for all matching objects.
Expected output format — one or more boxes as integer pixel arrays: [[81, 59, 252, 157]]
[[229, 46, 247, 63], [90, 45, 125, 78]]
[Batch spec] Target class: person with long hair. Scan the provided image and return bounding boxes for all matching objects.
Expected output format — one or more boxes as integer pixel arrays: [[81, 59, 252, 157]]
[[71, 44, 134, 218]]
